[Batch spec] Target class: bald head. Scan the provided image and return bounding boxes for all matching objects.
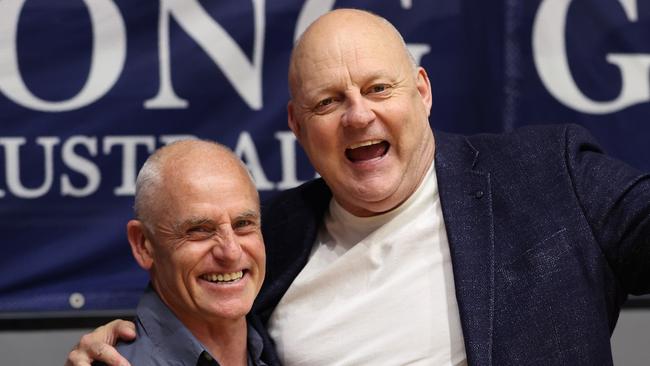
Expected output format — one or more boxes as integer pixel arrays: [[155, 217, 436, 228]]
[[289, 9, 416, 99], [134, 140, 256, 231]]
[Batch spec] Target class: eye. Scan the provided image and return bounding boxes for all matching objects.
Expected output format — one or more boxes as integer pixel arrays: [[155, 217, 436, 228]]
[[366, 84, 390, 94], [313, 96, 339, 114], [185, 226, 215, 241], [233, 219, 259, 234], [233, 219, 252, 229], [316, 97, 334, 108]]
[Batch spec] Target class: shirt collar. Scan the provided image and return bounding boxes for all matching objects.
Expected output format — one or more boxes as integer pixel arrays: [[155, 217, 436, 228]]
[[136, 285, 267, 365], [137, 286, 206, 364], [246, 321, 266, 365], [327, 159, 437, 240]]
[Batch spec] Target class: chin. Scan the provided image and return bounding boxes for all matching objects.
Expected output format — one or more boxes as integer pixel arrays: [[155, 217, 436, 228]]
[[351, 180, 399, 202], [203, 301, 253, 320], [207, 308, 249, 321]]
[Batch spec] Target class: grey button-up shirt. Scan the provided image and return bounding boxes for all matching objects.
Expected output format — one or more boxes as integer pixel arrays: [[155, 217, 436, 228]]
[[113, 285, 267, 366]]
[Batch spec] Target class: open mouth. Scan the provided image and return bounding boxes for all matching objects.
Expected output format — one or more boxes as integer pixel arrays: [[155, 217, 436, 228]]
[[200, 270, 244, 284], [345, 140, 390, 162]]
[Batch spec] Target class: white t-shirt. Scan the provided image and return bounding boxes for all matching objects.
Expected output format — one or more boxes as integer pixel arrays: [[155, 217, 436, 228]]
[[268, 164, 468, 365]]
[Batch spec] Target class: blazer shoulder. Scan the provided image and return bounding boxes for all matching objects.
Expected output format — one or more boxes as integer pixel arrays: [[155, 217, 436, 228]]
[[466, 123, 597, 148], [464, 123, 604, 164], [261, 178, 331, 228]]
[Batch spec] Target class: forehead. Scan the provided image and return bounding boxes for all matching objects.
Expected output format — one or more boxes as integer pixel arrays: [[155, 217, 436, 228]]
[[160, 156, 259, 217], [168, 182, 258, 229], [291, 18, 410, 93]]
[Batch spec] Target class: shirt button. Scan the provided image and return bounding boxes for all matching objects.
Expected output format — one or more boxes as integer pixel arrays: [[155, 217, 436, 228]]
[[473, 190, 484, 199]]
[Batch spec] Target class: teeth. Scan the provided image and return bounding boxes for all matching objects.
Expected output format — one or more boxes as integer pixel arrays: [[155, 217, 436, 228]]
[[202, 271, 243, 283], [348, 139, 383, 150]]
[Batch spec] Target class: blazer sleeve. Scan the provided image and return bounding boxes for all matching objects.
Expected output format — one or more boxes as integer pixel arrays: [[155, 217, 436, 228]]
[[564, 124, 650, 295]]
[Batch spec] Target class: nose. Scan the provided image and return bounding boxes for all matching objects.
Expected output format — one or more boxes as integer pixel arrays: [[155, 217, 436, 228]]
[[341, 93, 375, 128], [211, 227, 242, 263]]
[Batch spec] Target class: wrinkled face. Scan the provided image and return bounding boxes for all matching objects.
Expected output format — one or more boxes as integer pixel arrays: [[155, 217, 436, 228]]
[[288, 11, 435, 216], [143, 157, 265, 326]]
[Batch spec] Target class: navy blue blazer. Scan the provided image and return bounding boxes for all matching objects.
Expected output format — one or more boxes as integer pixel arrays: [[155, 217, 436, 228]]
[[253, 124, 650, 365]]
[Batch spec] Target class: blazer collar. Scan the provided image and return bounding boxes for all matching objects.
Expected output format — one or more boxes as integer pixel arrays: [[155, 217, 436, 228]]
[[434, 130, 495, 366]]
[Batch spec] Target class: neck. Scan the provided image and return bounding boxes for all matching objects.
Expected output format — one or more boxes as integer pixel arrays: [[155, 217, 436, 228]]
[[153, 283, 251, 365], [186, 316, 249, 366]]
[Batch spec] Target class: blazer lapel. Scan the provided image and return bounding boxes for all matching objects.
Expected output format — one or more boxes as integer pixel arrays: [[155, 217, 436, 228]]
[[256, 179, 331, 322], [435, 131, 494, 366]]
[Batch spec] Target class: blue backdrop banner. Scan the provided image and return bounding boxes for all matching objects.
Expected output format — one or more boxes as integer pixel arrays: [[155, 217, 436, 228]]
[[1, 0, 649, 313]]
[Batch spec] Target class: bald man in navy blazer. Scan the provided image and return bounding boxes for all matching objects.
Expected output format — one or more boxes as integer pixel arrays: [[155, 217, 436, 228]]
[[257, 124, 650, 365], [250, 9, 649, 365]]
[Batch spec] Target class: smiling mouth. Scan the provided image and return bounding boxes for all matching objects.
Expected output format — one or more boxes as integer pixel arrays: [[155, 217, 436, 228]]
[[345, 140, 390, 162], [201, 270, 244, 284]]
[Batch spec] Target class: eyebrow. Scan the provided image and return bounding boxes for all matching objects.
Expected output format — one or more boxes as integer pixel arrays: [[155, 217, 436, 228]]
[[307, 70, 398, 95], [174, 217, 215, 232], [235, 210, 261, 223], [175, 210, 261, 229]]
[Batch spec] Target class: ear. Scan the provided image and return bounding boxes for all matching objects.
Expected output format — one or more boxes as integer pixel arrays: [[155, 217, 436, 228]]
[[127, 220, 154, 270], [287, 100, 301, 138], [415, 67, 433, 117]]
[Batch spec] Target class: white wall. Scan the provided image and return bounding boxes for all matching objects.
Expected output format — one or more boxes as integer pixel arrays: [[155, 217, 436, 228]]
[[611, 309, 650, 366]]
